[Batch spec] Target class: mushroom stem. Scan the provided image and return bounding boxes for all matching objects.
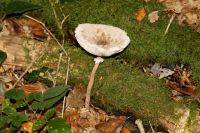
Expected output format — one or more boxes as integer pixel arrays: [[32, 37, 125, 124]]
[[85, 57, 104, 109]]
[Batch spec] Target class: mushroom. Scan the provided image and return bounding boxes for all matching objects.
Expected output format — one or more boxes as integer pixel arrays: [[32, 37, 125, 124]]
[[75, 23, 130, 109]]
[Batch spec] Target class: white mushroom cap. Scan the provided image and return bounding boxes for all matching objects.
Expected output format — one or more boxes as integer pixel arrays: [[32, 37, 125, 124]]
[[75, 23, 130, 57]]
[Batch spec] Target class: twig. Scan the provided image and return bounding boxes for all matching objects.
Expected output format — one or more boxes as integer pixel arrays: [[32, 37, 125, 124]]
[[48, 0, 68, 46], [165, 14, 176, 34], [61, 96, 66, 118], [56, 52, 63, 78], [48, 0, 62, 29], [3, 63, 24, 67], [61, 57, 70, 118], [65, 57, 70, 85], [149, 121, 155, 133], [12, 54, 43, 89], [13, 73, 24, 86], [61, 15, 69, 27], [47, 70, 56, 86], [23, 15, 68, 57]]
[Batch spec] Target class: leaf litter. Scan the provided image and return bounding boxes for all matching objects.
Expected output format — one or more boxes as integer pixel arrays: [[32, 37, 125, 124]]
[[149, 63, 197, 100], [145, 0, 200, 32]]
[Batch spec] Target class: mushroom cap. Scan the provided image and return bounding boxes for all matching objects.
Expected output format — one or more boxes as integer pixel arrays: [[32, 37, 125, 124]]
[[75, 23, 130, 57]]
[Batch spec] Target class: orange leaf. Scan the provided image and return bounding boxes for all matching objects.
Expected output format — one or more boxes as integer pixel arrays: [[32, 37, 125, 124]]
[[121, 127, 131, 133], [135, 8, 146, 21], [20, 121, 33, 133], [3, 18, 48, 38], [22, 82, 48, 95]]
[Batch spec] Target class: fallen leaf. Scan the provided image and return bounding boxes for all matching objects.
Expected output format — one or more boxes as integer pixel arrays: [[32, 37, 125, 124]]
[[166, 66, 196, 97], [65, 85, 86, 108], [121, 127, 131, 133], [0, 35, 25, 69], [150, 63, 174, 79], [135, 8, 146, 21], [20, 121, 33, 133], [95, 116, 126, 133], [185, 12, 198, 25], [2, 17, 48, 38], [22, 82, 48, 95], [148, 11, 159, 23]]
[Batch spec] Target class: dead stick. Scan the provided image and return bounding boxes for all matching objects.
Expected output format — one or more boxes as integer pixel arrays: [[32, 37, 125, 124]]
[[164, 14, 176, 35], [61, 58, 70, 118], [23, 15, 68, 57], [65, 57, 70, 85], [12, 54, 43, 89], [55, 52, 63, 83]]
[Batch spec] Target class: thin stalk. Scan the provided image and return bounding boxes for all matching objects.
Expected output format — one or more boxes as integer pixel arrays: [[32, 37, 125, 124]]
[[85, 63, 100, 109]]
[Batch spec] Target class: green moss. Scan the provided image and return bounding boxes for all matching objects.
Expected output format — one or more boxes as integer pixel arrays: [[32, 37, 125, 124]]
[[3, 0, 200, 124]]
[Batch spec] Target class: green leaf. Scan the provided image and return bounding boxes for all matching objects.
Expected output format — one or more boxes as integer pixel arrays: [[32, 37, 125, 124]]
[[26, 93, 35, 102], [5, 89, 25, 100], [0, 116, 9, 128], [31, 92, 66, 110], [24, 67, 48, 83], [3, 106, 16, 116], [11, 120, 21, 128], [47, 118, 71, 133], [34, 93, 43, 102], [30, 85, 68, 110], [11, 114, 29, 128], [43, 91, 66, 109], [5, 1, 41, 16], [0, 50, 7, 65], [44, 108, 55, 120], [2, 99, 9, 110], [32, 120, 46, 131], [13, 101, 27, 108], [43, 85, 68, 100], [27, 92, 43, 102], [31, 101, 44, 110], [15, 114, 29, 122]]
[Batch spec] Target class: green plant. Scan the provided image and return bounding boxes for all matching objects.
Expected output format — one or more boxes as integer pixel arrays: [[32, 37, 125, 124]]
[[0, 50, 7, 65], [0, 85, 70, 132], [0, 1, 41, 20]]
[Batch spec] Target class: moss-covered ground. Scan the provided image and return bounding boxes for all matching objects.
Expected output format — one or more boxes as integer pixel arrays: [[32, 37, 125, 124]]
[[4, 0, 200, 125]]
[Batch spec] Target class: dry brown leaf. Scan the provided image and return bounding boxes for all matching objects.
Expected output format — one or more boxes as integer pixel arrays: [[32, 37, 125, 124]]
[[185, 12, 198, 25], [95, 116, 126, 133], [161, 0, 200, 32], [0, 36, 25, 69], [148, 11, 159, 23], [135, 8, 146, 21], [21, 82, 48, 95], [166, 67, 196, 97], [2, 18, 48, 38], [65, 85, 86, 108]]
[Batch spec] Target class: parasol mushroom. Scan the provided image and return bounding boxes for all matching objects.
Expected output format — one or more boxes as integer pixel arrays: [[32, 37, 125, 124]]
[[75, 23, 130, 109]]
